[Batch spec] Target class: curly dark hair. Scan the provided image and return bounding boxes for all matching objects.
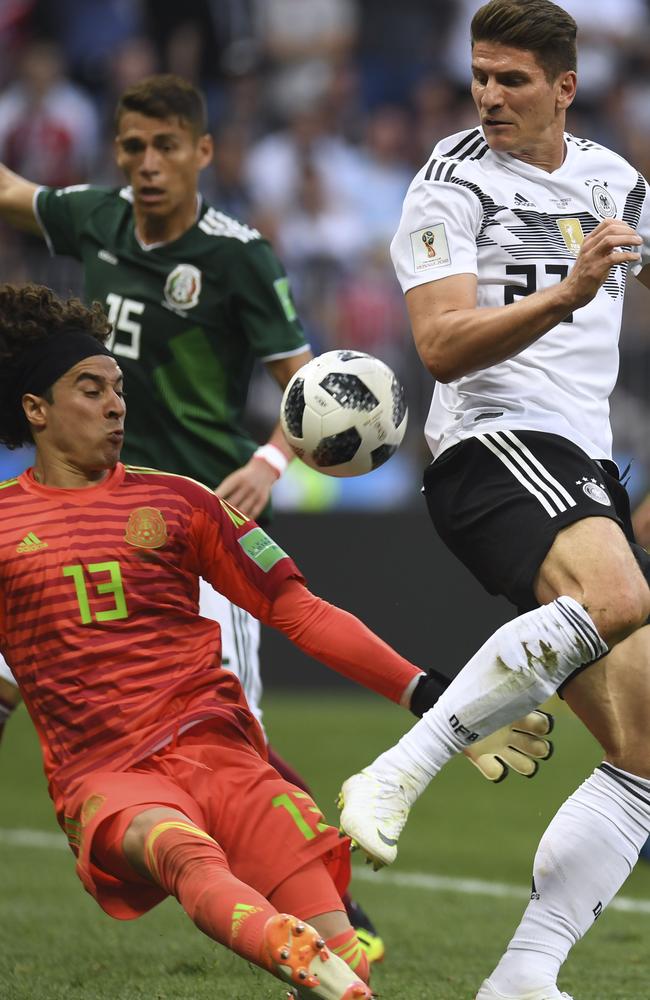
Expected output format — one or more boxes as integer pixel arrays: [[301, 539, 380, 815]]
[[0, 283, 111, 449]]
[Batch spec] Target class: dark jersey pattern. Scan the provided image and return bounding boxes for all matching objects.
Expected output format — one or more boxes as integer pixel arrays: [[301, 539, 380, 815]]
[[0, 465, 301, 815], [35, 186, 307, 508]]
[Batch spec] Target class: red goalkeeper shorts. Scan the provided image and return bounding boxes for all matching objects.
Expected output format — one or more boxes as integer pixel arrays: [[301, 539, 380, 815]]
[[62, 719, 350, 919]]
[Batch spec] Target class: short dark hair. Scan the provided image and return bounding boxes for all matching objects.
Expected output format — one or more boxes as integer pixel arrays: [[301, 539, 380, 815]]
[[471, 0, 577, 81], [115, 74, 208, 137], [0, 284, 111, 449]]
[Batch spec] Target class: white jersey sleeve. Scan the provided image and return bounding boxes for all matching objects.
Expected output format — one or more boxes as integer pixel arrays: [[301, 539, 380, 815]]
[[630, 174, 650, 276], [390, 160, 482, 293]]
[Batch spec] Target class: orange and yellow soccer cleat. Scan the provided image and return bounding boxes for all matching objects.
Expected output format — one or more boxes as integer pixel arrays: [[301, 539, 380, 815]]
[[264, 913, 373, 1000]]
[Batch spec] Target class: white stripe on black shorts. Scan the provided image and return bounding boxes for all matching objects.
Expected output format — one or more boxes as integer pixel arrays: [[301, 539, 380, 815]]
[[422, 430, 641, 612]]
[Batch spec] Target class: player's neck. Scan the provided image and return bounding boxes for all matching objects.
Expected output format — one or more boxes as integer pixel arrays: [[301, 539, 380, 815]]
[[32, 453, 111, 490], [134, 195, 200, 247], [508, 128, 567, 174], [510, 147, 565, 173]]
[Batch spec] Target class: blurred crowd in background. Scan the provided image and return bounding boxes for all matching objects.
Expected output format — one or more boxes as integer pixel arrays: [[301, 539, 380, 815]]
[[1, 0, 649, 510]]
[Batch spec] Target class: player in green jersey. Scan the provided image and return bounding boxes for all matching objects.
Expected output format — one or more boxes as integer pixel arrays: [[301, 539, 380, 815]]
[[1, 75, 307, 512]]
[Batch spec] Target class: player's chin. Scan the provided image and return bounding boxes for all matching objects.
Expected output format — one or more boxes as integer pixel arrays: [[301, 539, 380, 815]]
[[484, 133, 515, 152], [135, 194, 168, 213], [100, 438, 124, 467], [483, 123, 516, 144]]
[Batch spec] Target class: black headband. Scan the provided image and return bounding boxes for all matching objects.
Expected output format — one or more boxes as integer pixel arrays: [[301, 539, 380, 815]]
[[17, 330, 115, 399]]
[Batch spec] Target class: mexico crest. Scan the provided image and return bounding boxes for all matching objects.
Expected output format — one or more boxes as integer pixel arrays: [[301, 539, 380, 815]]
[[81, 794, 106, 827], [124, 507, 168, 548], [164, 263, 202, 310]]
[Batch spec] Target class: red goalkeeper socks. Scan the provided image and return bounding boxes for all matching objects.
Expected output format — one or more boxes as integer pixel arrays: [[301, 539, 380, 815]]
[[143, 820, 276, 970], [325, 926, 370, 984]]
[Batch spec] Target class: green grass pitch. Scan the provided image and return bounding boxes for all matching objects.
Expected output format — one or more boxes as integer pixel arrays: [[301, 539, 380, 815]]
[[2, 692, 650, 999]]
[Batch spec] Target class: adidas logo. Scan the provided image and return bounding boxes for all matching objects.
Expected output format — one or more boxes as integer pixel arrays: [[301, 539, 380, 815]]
[[16, 531, 48, 554], [514, 192, 536, 208], [231, 902, 263, 940]]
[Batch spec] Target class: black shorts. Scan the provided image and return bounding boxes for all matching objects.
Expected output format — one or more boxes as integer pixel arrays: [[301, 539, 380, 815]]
[[423, 430, 650, 613]]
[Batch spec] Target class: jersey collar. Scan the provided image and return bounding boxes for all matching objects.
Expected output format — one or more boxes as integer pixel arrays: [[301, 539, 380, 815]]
[[132, 193, 203, 252], [488, 133, 575, 181], [19, 462, 126, 503]]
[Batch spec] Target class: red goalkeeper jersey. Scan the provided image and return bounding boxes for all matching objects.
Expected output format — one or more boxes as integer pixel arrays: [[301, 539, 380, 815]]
[[0, 464, 302, 812]]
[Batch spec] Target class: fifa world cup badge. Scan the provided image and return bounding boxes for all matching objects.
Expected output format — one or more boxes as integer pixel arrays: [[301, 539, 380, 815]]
[[410, 223, 451, 272]]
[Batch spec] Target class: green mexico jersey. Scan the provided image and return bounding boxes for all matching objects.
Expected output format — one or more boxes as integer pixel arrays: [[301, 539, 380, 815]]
[[35, 184, 307, 503]]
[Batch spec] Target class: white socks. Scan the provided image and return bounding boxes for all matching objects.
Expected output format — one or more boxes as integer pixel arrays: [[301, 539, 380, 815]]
[[368, 596, 606, 792], [486, 763, 650, 995]]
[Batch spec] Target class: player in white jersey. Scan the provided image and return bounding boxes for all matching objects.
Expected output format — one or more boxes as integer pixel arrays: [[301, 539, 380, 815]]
[[338, 2, 650, 998], [395, 129, 647, 465]]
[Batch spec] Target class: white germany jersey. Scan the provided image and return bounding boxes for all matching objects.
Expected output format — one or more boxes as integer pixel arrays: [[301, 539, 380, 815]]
[[390, 128, 650, 460]]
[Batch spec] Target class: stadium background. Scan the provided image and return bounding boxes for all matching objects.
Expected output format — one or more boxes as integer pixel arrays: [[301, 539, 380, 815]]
[[2, 6, 650, 998]]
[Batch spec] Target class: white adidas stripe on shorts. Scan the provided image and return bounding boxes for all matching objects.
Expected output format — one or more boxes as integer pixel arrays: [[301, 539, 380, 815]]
[[479, 430, 577, 518]]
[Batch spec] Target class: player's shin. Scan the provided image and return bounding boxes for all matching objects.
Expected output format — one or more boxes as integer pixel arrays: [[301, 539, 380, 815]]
[[339, 598, 606, 867], [142, 821, 276, 968], [143, 821, 373, 997], [367, 596, 606, 788], [483, 764, 650, 996]]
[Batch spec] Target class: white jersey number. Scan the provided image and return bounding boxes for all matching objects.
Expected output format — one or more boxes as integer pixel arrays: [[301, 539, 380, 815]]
[[106, 293, 144, 359]]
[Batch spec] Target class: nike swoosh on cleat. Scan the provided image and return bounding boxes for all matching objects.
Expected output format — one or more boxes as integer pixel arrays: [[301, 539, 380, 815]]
[[377, 829, 398, 846]]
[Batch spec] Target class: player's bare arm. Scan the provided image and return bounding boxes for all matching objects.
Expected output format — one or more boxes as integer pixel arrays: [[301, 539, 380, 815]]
[[0, 163, 41, 235], [408, 218, 642, 383], [215, 348, 312, 517], [261, 348, 314, 462]]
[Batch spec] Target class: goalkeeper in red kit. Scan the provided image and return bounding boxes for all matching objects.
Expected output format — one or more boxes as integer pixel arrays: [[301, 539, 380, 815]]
[[0, 284, 553, 998]]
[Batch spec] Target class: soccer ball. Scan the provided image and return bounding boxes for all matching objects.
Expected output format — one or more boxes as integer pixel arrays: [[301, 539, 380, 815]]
[[280, 350, 408, 477]]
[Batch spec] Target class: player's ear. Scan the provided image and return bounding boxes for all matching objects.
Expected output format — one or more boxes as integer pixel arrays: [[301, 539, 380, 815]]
[[556, 70, 576, 112], [22, 393, 49, 432], [197, 133, 213, 170], [114, 135, 127, 171]]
